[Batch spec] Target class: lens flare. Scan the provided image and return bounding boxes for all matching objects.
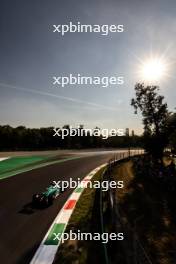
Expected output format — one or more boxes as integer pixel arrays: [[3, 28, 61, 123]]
[[142, 58, 166, 81], [136, 55, 170, 84]]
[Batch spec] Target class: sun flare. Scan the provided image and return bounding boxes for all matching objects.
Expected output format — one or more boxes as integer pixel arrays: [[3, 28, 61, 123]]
[[140, 58, 167, 82]]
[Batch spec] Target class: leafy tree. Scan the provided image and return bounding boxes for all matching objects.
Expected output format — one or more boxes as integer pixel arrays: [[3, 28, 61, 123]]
[[131, 83, 169, 159]]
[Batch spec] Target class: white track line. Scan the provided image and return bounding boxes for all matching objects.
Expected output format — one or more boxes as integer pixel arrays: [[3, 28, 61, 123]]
[[0, 157, 10, 162]]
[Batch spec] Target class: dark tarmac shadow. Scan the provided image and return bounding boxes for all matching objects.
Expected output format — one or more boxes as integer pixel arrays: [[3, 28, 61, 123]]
[[18, 201, 51, 214], [18, 202, 36, 214]]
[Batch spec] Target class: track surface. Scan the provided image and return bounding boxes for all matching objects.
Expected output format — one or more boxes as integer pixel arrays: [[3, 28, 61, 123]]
[[0, 151, 119, 264]]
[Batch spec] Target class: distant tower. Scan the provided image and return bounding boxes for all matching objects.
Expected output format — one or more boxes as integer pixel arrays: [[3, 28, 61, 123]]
[[125, 128, 129, 136], [131, 130, 135, 137]]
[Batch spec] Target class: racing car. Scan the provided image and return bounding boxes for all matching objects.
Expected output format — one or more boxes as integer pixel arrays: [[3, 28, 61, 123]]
[[32, 182, 62, 207]]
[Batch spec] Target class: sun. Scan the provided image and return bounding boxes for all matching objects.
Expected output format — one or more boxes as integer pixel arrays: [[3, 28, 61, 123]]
[[140, 58, 167, 82]]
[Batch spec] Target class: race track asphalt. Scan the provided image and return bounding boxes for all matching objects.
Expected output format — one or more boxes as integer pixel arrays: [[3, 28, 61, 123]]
[[0, 151, 120, 264]]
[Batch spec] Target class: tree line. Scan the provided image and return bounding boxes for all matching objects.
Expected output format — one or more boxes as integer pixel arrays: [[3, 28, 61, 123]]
[[1, 83, 175, 153], [0, 125, 142, 151]]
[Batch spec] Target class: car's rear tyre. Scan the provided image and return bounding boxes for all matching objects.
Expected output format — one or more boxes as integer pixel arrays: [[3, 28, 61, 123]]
[[40, 197, 49, 207], [48, 195, 55, 205]]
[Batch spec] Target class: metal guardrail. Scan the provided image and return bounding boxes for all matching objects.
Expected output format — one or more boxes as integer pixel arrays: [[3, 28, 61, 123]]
[[99, 149, 153, 264], [100, 169, 109, 264]]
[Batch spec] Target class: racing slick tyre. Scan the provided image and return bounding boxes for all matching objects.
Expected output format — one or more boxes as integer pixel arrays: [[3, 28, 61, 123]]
[[48, 195, 55, 205], [42, 197, 49, 207]]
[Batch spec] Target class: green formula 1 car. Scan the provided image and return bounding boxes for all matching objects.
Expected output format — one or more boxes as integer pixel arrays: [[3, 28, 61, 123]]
[[32, 183, 62, 207]]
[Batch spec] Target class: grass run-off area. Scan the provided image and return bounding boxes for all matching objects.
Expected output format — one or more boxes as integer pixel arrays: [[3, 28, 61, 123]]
[[112, 156, 176, 264], [0, 155, 52, 179]]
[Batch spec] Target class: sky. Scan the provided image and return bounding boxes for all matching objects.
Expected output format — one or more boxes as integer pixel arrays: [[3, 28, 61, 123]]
[[0, 0, 176, 134]]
